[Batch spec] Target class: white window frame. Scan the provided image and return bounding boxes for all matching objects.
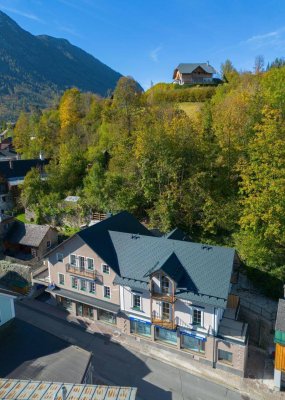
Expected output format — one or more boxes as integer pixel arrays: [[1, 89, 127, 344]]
[[80, 279, 87, 291], [79, 256, 85, 269], [70, 254, 77, 267], [89, 281, 96, 294], [132, 294, 142, 311], [102, 264, 110, 274], [58, 273, 65, 286], [56, 253, 64, 262], [87, 258, 94, 270], [191, 308, 203, 327], [103, 285, 111, 299], [71, 276, 78, 289]]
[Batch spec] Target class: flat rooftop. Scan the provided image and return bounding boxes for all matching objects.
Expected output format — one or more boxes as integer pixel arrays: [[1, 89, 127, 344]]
[[218, 317, 248, 344], [0, 379, 137, 400], [0, 319, 91, 383]]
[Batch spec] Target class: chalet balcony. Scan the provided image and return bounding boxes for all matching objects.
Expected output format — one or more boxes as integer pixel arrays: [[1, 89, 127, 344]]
[[151, 291, 175, 303], [151, 317, 177, 330], [66, 263, 96, 279]]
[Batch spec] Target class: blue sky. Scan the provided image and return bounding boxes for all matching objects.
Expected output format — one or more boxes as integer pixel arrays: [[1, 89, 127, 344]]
[[0, 0, 285, 89]]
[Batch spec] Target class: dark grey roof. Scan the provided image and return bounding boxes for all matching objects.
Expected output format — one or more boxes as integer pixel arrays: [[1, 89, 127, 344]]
[[77, 211, 153, 274], [145, 252, 186, 285], [5, 222, 51, 247], [175, 63, 216, 74], [276, 299, 285, 331], [0, 318, 91, 383], [47, 286, 120, 314], [0, 159, 48, 180], [110, 231, 235, 308], [165, 228, 191, 241]]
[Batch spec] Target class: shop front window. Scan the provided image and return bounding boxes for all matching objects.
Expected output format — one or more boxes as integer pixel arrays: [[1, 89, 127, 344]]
[[155, 327, 177, 345], [181, 334, 205, 353], [98, 309, 116, 324], [130, 319, 151, 337]]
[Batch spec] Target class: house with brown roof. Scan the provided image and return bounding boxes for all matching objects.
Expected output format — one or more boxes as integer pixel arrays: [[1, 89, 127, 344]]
[[173, 63, 217, 85]]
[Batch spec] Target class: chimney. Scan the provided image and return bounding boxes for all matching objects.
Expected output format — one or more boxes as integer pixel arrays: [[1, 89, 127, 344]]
[[207, 60, 210, 66], [9, 159, 13, 169]]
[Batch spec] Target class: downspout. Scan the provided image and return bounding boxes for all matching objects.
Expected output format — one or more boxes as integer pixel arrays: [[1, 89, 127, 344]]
[[212, 307, 216, 368]]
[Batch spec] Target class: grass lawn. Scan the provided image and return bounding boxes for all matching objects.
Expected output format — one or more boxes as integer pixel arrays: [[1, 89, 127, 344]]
[[15, 213, 27, 223], [179, 102, 203, 121]]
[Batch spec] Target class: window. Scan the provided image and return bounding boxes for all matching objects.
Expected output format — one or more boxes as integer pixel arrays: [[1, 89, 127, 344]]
[[104, 286, 111, 298], [181, 335, 205, 353], [58, 273, 65, 285], [133, 294, 141, 310], [57, 253, 63, 262], [80, 279, 87, 291], [162, 302, 170, 320], [161, 276, 170, 294], [79, 256, 85, 269], [70, 254, 76, 267], [89, 281, 96, 294], [130, 320, 151, 337], [193, 309, 202, 327], [87, 258, 94, 270], [155, 327, 177, 345], [71, 276, 78, 289], [102, 264, 110, 274], [2, 196, 6, 202], [218, 349, 233, 364], [47, 240, 51, 248]]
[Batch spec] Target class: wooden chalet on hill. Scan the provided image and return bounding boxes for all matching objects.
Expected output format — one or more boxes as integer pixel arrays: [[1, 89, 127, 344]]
[[173, 63, 216, 85]]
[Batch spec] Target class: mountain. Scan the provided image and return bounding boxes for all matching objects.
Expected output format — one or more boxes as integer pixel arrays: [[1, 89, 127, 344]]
[[0, 11, 124, 120]]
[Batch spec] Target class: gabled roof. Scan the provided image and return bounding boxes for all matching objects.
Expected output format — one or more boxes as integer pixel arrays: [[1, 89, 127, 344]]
[[76, 211, 154, 275], [145, 252, 186, 285], [174, 63, 216, 75], [111, 231, 235, 308], [5, 221, 51, 247], [165, 228, 191, 241], [0, 159, 48, 180]]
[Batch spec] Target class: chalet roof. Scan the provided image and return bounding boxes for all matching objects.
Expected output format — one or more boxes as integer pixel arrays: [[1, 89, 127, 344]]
[[111, 231, 235, 308], [76, 211, 154, 274], [5, 221, 51, 248], [0, 159, 48, 180], [175, 63, 216, 75], [144, 252, 186, 285], [165, 228, 191, 241]]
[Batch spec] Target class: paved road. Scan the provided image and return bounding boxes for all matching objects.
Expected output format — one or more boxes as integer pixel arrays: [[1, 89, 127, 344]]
[[15, 302, 246, 400]]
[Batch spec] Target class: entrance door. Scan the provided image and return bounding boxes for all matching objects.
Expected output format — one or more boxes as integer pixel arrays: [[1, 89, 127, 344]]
[[162, 302, 170, 320], [76, 303, 83, 317], [76, 303, 94, 319]]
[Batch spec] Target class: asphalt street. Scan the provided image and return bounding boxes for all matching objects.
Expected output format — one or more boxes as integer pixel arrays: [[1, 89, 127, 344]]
[[15, 302, 247, 400]]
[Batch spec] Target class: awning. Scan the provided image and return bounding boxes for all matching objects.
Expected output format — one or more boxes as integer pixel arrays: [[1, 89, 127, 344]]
[[275, 330, 285, 345], [179, 330, 207, 341], [46, 286, 120, 314], [129, 316, 151, 325]]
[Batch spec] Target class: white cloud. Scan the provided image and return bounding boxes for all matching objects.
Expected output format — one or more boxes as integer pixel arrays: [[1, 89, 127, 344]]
[[0, 4, 43, 22], [244, 27, 285, 49], [150, 46, 162, 62]]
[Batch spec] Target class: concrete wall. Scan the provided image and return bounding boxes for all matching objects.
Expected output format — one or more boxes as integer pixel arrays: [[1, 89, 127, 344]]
[[37, 228, 58, 259], [0, 293, 15, 326], [48, 235, 120, 306], [239, 306, 273, 349], [120, 286, 151, 318]]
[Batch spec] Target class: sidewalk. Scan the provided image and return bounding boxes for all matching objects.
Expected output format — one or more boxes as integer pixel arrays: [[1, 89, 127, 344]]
[[16, 297, 285, 400]]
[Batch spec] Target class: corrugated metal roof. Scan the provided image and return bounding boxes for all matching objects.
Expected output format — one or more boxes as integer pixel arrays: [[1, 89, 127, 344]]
[[0, 380, 137, 400], [276, 298, 285, 332]]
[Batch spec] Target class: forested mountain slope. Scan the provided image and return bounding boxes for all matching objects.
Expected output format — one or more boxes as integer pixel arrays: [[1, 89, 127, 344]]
[[0, 10, 123, 120]]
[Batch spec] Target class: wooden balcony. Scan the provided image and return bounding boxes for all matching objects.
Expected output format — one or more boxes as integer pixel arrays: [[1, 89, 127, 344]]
[[66, 263, 96, 279], [151, 317, 177, 330], [151, 291, 175, 303]]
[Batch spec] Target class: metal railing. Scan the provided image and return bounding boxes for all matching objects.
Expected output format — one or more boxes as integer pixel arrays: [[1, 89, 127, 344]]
[[66, 263, 96, 279]]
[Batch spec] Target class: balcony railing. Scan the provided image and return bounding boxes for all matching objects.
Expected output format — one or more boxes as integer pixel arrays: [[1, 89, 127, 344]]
[[151, 291, 175, 303], [66, 263, 96, 279], [151, 317, 177, 330]]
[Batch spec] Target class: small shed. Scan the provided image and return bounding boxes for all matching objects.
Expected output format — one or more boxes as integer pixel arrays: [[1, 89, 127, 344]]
[[4, 222, 58, 260]]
